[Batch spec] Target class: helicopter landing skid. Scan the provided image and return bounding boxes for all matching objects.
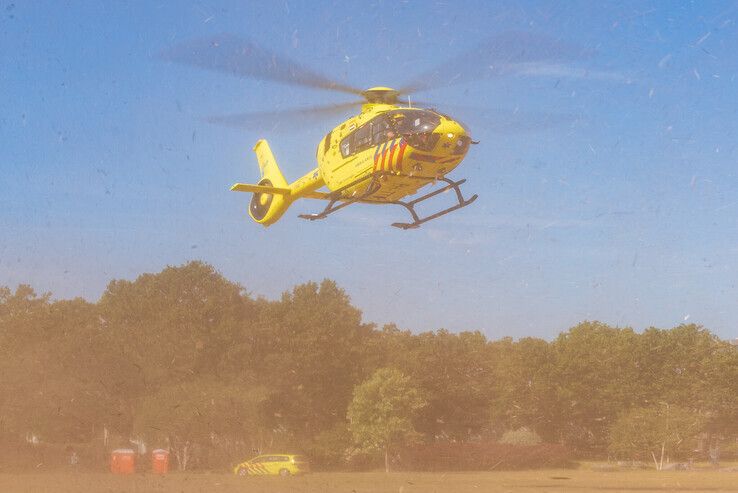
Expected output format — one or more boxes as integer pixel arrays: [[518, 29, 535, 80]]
[[298, 174, 477, 229], [298, 174, 381, 222], [388, 177, 478, 230]]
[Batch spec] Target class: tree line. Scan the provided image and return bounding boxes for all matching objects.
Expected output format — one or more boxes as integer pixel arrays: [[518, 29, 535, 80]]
[[0, 261, 736, 470]]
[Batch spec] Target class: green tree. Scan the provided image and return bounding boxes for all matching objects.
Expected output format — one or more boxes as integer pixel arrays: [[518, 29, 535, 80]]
[[636, 325, 720, 407], [303, 422, 353, 469], [248, 280, 374, 442], [703, 339, 738, 436], [379, 327, 494, 441], [132, 378, 267, 470], [488, 337, 558, 441], [0, 285, 52, 352], [550, 321, 644, 451], [98, 261, 256, 389], [609, 404, 705, 467], [347, 368, 426, 472], [0, 295, 139, 443]]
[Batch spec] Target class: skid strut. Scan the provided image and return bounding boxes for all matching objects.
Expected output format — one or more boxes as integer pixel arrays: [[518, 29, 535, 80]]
[[298, 174, 380, 221], [389, 177, 478, 230]]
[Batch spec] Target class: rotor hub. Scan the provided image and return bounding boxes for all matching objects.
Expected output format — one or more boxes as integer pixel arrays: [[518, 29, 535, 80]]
[[361, 87, 400, 105]]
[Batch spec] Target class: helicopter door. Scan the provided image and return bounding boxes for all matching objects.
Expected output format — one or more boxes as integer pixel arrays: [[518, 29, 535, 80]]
[[328, 123, 372, 189]]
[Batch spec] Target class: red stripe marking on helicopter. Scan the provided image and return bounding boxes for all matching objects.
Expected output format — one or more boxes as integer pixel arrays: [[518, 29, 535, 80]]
[[376, 141, 388, 171], [380, 140, 392, 171], [396, 139, 407, 171], [387, 140, 398, 170], [373, 143, 382, 171]]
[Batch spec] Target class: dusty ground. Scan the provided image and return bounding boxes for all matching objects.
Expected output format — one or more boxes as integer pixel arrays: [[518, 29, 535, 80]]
[[1, 469, 737, 493]]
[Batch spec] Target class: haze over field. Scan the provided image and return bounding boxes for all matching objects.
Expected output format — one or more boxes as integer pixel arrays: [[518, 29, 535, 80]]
[[2, 1, 738, 339], [2, 470, 738, 493], [1, 262, 736, 473]]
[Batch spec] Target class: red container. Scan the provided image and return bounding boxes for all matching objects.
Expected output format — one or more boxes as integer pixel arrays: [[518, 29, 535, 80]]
[[110, 448, 136, 474], [151, 449, 169, 474]]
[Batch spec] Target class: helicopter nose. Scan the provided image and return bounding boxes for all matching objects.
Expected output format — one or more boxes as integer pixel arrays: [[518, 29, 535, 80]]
[[435, 119, 470, 155]]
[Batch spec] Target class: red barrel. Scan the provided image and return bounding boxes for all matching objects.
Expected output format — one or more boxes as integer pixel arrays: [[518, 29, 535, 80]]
[[151, 449, 169, 474], [110, 448, 136, 474]]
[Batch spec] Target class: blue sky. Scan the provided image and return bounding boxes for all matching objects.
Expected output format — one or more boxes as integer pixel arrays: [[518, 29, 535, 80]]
[[2, 1, 737, 339]]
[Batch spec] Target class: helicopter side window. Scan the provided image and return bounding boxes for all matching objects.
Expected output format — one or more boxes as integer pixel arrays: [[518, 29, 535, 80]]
[[353, 124, 372, 153], [340, 134, 352, 157], [371, 118, 391, 145], [340, 124, 373, 157]]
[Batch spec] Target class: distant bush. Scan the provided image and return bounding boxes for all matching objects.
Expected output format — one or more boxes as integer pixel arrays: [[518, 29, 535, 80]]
[[499, 428, 543, 446], [398, 441, 573, 471], [720, 439, 738, 460], [0, 436, 108, 472], [302, 423, 353, 470]]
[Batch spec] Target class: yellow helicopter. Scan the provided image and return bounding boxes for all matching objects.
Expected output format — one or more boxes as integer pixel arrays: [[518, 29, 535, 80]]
[[234, 87, 478, 230], [162, 33, 578, 228]]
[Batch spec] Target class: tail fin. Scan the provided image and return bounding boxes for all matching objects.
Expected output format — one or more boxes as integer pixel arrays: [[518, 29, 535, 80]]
[[254, 139, 288, 189], [238, 140, 293, 226]]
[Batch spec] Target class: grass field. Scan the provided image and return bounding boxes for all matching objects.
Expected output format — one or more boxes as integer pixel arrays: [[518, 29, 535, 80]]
[[1, 469, 737, 493]]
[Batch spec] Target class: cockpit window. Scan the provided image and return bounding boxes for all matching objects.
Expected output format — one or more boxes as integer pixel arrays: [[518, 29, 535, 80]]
[[384, 110, 440, 135], [368, 110, 442, 149], [339, 110, 442, 157], [371, 118, 392, 145], [374, 110, 442, 151]]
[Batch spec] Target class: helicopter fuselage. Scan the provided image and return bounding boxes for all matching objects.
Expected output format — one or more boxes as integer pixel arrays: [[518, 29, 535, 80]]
[[320, 103, 470, 200], [231, 88, 477, 228], [289, 103, 471, 204]]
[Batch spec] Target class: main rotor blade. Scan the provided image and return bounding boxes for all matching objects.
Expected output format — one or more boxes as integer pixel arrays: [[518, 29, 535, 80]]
[[400, 100, 576, 134], [206, 101, 362, 129], [455, 106, 577, 134], [398, 31, 593, 94], [160, 34, 364, 97]]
